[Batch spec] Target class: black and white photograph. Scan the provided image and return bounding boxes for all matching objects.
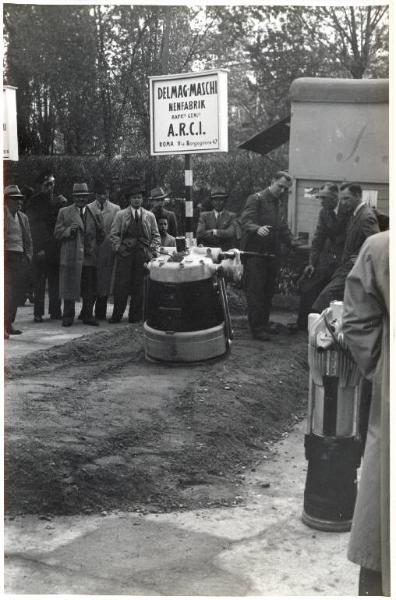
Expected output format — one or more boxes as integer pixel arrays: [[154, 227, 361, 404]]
[[2, 1, 390, 595]]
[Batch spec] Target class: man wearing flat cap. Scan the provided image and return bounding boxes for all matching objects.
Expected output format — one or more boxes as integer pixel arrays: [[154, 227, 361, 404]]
[[149, 187, 178, 238], [109, 179, 160, 323], [4, 185, 33, 337], [292, 182, 350, 330], [87, 178, 120, 320], [54, 183, 105, 327], [196, 186, 237, 251]]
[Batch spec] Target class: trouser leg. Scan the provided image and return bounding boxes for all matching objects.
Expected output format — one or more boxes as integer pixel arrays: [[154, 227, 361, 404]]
[[94, 296, 108, 320], [33, 257, 46, 318], [111, 255, 133, 320], [47, 261, 62, 318], [81, 266, 96, 319], [63, 299, 75, 319], [128, 249, 146, 321], [311, 271, 347, 313], [297, 273, 331, 330], [245, 257, 278, 334], [358, 567, 383, 596]]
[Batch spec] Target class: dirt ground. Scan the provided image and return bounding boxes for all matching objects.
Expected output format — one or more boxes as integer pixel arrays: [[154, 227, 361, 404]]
[[5, 306, 308, 518]]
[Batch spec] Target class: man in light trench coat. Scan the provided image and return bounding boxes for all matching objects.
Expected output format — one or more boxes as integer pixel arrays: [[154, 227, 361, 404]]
[[54, 183, 105, 327], [87, 179, 120, 320], [342, 230, 390, 596]]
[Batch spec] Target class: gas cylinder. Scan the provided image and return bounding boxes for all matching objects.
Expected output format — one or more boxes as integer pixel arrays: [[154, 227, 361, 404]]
[[302, 300, 362, 531]]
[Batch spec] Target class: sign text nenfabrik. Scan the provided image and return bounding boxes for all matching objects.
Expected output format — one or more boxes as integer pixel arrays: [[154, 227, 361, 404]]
[[149, 70, 228, 156]]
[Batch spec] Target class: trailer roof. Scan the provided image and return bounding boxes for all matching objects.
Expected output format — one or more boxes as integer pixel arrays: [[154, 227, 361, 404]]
[[290, 78, 388, 104]]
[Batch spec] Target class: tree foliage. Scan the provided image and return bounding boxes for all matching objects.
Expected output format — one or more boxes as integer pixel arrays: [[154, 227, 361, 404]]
[[3, 4, 388, 159]]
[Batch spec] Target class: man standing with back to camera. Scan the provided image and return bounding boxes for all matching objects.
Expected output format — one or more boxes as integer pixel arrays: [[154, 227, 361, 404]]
[[240, 171, 293, 341]]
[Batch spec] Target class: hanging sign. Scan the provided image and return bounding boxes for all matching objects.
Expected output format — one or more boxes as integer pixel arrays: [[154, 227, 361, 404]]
[[149, 70, 228, 156], [3, 86, 19, 161]]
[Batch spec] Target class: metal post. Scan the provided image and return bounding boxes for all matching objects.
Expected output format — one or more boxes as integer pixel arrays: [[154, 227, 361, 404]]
[[184, 154, 194, 246]]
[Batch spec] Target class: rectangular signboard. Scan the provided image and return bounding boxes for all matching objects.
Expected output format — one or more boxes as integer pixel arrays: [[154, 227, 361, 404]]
[[3, 86, 19, 161], [149, 70, 228, 156]]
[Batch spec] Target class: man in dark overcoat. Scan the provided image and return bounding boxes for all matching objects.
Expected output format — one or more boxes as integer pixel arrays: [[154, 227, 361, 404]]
[[4, 185, 33, 337], [294, 182, 350, 330], [196, 186, 237, 250], [25, 171, 67, 322], [54, 183, 105, 327], [149, 187, 178, 237], [109, 180, 160, 323], [312, 182, 379, 313], [240, 171, 293, 341], [87, 179, 120, 320]]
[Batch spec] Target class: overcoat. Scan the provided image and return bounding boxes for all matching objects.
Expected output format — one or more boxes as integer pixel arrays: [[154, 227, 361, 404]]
[[87, 199, 120, 296], [343, 231, 389, 595], [54, 204, 104, 300], [109, 206, 160, 256], [196, 209, 237, 250], [109, 207, 160, 291]]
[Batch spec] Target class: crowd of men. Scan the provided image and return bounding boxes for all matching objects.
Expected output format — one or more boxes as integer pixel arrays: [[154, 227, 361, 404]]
[[4, 169, 385, 340], [3, 173, 242, 336], [3, 169, 389, 593]]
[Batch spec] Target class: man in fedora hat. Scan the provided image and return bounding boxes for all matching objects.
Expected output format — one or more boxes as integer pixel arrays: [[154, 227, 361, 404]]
[[25, 170, 68, 322], [54, 183, 105, 327], [149, 186, 178, 238], [4, 185, 33, 337], [109, 179, 160, 323], [87, 178, 120, 320], [196, 186, 237, 251]]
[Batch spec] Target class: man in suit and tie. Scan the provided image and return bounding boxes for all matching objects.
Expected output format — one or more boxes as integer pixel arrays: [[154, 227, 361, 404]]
[[312, 182, 379, 313], [109, 180, 160, 323], [149, 186, 178, 238], [196, 186, 237, 251], [54, 183, 105, 327]]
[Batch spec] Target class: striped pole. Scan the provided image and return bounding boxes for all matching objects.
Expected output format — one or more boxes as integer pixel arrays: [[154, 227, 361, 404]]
[[184, 154, 194, 246]]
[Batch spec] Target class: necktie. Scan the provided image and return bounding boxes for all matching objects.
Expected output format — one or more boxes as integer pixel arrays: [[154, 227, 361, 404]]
[[79, 208, 84, 219], [135, 209, 139, 224]]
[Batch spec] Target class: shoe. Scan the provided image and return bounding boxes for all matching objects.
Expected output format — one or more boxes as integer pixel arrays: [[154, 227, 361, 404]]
[[50, 314, 62, 320], [128, 317, 142, 324], [83, 318, 99, 326], [95, 314, 106, 321], [62, 318, 74, 327], [287, 322, 300, 334], [34, 316, 43, 323], [9, 326, 23, 335], [263, 322, 280, 335], [253, 331, 270, 342], [108, 317, 121, 324]]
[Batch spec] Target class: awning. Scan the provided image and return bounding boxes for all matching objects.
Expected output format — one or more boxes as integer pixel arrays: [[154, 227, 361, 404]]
[[238, 115, 290, 155]]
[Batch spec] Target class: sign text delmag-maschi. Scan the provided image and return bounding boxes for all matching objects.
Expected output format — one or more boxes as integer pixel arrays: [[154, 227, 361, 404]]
[[149, 70, 228, 156]]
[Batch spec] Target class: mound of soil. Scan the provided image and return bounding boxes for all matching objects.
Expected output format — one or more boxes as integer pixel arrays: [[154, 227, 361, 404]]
[[5, 318, 308, 516]]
